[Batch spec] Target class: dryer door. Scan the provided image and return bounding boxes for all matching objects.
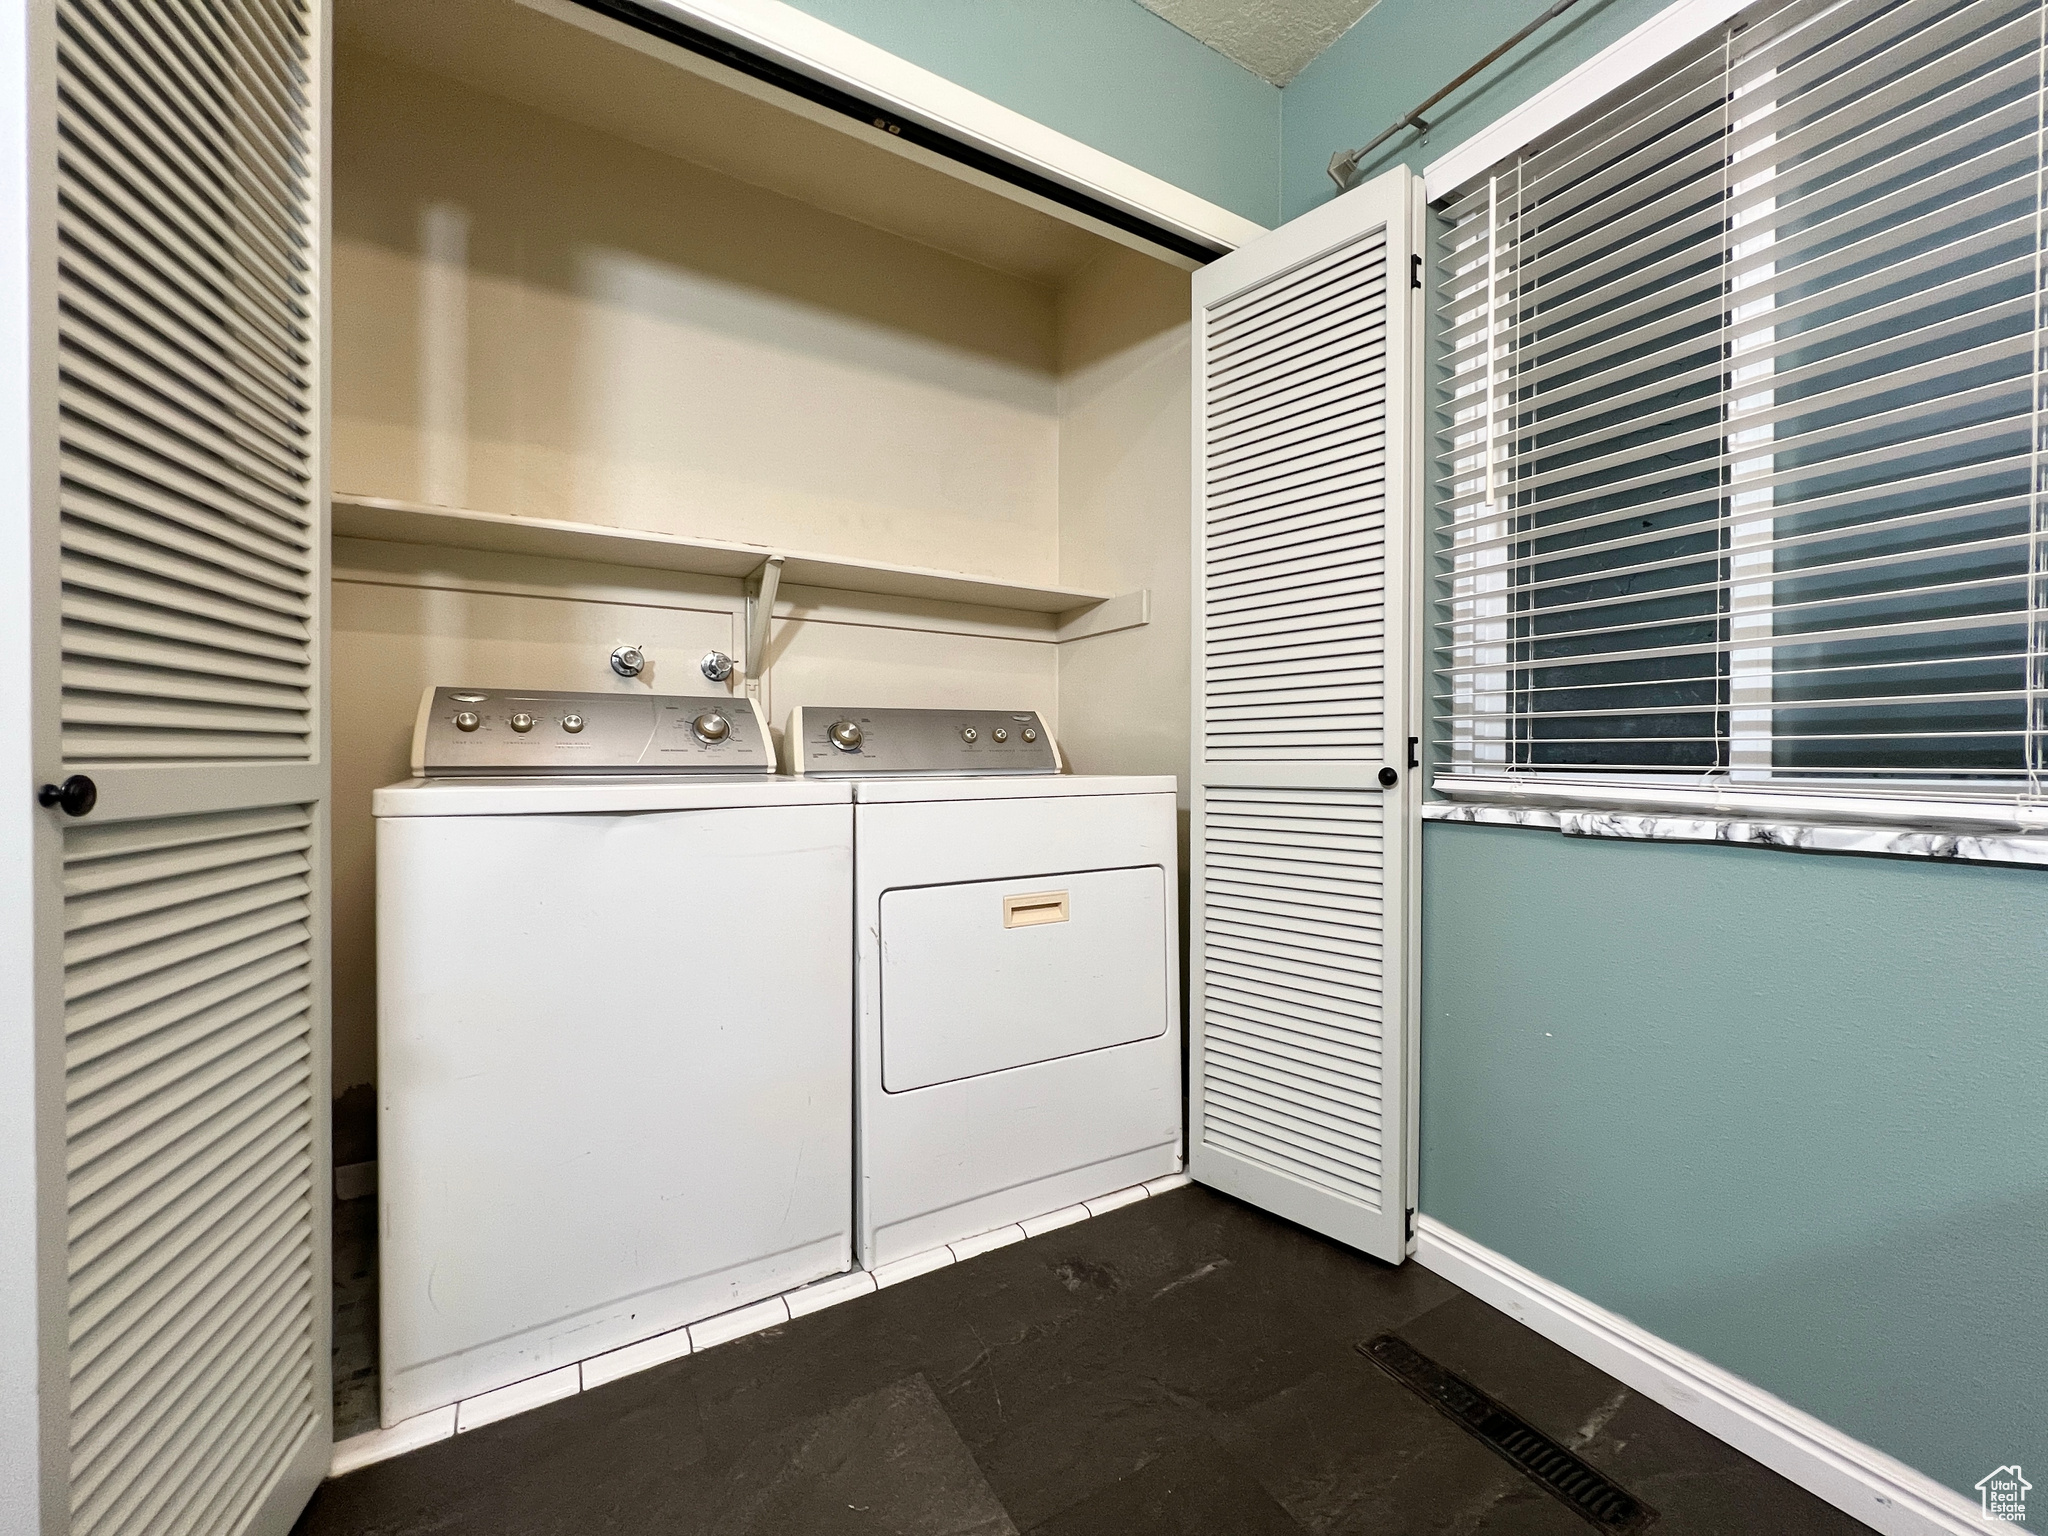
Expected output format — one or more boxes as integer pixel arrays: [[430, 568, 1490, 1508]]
[[880, 866, 1169, 1092]]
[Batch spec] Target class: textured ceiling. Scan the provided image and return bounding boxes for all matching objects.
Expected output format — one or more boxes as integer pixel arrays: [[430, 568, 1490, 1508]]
[[1135, 0, 1380, 86]]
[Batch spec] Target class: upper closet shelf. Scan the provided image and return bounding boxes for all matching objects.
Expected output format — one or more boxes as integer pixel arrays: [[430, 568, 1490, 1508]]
[[331, 494, 1119, 618]]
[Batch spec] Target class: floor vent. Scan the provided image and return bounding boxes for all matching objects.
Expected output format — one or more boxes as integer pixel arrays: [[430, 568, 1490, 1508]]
[[1360, 1333, 1656, 1532]]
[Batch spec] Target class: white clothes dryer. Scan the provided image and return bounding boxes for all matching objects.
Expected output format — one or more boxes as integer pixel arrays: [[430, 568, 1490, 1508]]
[[786, 706, 1182, 1268], [375, 688, 853, 1423]]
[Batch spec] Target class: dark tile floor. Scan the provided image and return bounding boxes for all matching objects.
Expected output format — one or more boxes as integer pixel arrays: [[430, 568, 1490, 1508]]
[[331, 1190, 379, 1440], [299, 1186, 1872, 1535], [330, 1087, 381, 1442]]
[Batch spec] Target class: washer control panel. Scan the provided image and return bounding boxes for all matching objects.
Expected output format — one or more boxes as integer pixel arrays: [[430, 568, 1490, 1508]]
[[412, 687, 771, 775], [786, 706, 1058, 776]]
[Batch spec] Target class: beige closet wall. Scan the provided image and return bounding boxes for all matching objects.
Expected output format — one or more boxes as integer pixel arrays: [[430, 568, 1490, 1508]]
[[332, 47, 1063, 579], [1054, 249, 1192, 795], [327, 43, 1194, 1096]]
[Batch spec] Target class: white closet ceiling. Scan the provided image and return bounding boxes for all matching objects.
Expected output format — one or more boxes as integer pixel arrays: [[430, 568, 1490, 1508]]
[[1135, 0, 1379, 85]]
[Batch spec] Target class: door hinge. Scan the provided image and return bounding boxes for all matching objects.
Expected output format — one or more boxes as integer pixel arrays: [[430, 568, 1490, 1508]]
[[1410, 253, 1422, 290], [1407, 736, 1419, 770], [1405, 1208, 1416, 1244]]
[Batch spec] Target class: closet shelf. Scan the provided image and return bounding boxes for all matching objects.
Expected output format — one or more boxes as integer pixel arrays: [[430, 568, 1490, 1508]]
[[331, 494, 1116, 617]]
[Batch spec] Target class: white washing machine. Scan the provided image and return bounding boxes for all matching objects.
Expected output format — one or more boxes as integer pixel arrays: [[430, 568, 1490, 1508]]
[[786, 706, 1182, 1267], [375, 687, 853, 1423]]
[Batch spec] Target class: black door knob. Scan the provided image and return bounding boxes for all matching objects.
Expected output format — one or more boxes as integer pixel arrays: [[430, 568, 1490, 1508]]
[[1377, 766, 1399, 788], [37, 775, 97, 817]]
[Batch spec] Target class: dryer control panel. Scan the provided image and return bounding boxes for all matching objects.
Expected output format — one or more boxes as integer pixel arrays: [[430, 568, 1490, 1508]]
[[786, 706, 1059, 776], [412, 687, 772, 775]]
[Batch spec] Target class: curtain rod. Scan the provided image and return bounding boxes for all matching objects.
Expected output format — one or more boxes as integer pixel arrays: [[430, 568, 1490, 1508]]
[[1327, 0, 1590, 191]]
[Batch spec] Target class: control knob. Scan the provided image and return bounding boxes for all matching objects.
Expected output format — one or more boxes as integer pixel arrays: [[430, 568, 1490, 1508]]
[[692, 712, 730, 744], [992, 727, 1008, 743], [561, 713, 584, 733], [960, 727, 979, 744], [1022, 727, 1038, 743], [454, 711, 480, 732], [510, 712, 535, 733], [828, 719, 863, 751]]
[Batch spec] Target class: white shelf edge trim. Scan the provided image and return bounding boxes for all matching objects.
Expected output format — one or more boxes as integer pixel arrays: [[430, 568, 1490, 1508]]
[[330, 493, 1132, 621], [1414, 1217, 1995, 1536], [1056, 589, 1149, 644], [325, 1172, 1192, 1481], [607, 0, 1268, 253], [1421, 0, 1753, 200]]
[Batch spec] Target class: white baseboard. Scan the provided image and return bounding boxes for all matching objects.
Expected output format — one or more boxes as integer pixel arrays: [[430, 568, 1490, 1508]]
[[1413, 1216, 1995, 1536]]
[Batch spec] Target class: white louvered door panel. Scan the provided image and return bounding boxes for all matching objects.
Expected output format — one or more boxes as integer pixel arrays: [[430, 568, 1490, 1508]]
[[1190, 167, 1421, 1263], [58, 0, 319, 762], [65, 807, 319, 1536], [6, 2, 331, 1533]]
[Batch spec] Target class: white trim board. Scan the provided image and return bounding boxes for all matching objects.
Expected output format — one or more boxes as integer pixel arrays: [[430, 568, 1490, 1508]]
[[1422, 0, 1751, 200], [535, 0, 1268, 261], [1414, 1216, 1993, 1536]]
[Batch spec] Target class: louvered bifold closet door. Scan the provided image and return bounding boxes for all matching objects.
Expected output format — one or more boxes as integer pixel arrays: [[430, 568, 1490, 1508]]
[[1190, 166, 1421, 1263], [64, 809, 318, 1536], [43, 1, 332, 1533]]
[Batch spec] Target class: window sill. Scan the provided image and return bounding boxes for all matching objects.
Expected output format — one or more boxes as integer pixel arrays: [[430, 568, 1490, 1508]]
[[1422, 799, 2048, 871]]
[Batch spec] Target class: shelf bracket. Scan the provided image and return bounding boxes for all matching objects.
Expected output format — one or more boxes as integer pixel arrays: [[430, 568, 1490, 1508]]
[[744, 555, 786, 704]]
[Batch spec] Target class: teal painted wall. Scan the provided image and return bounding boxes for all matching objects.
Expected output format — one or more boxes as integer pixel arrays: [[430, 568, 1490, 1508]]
[[1279, 0, 1671, 221], [761, 0, 2045, 1502], [775, 0, 1280, 226], [1422, 823, 2048, 1497], [1274, 0, 2048, 1501]]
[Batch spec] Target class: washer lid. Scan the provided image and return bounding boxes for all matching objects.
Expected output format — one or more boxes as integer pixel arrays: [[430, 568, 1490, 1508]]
[[851, 774, 1176, 804], [373, 775, 851, 817]]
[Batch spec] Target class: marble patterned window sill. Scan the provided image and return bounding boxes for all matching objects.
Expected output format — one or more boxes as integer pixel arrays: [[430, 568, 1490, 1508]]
[[1422, 801, 2048, 871]]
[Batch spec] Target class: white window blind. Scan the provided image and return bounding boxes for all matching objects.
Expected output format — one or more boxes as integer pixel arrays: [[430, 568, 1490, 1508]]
[[1437, 0, 2048, 810]]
